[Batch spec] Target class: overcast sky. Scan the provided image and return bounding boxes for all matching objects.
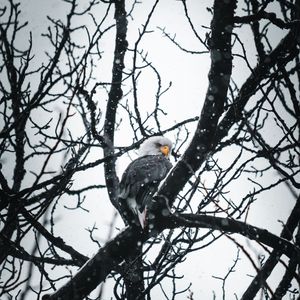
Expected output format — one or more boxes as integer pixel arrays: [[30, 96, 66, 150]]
[[2, 0, 297, 299]]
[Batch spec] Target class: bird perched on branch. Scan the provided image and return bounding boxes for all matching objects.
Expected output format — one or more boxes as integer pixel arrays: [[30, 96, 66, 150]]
[[118, 136, 173, 228]]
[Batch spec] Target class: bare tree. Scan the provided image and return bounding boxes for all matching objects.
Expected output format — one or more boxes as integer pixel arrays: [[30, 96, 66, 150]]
[[1, 0, 300, 299]]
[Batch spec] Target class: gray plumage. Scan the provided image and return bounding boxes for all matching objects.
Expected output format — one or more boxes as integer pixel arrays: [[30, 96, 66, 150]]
[[118, 136, 173, 228]]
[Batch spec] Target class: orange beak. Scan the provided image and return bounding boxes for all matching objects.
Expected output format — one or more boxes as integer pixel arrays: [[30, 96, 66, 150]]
[[160, 145, 170, 157]]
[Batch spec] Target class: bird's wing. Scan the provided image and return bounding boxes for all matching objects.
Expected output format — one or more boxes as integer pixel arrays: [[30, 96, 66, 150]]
[[119, 155, 172, 211]]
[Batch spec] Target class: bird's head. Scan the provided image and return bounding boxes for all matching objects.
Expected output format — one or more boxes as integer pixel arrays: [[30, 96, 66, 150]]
[[139, 136, 172, 158]]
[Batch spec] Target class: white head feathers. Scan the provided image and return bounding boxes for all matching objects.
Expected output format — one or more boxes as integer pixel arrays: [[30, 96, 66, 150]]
[[139, 136, 172, 157]]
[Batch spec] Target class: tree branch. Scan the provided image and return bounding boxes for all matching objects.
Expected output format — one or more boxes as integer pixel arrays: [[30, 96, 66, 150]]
[[43, 211, 300, 300], [159, 0, 300, 208], [241, 195, 300, 299], [158, 0, 236, 207], [103, 0, 128, 210]]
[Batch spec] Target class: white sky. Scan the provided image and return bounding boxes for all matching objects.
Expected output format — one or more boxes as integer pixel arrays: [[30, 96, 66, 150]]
[[1, 0, 298, 299]]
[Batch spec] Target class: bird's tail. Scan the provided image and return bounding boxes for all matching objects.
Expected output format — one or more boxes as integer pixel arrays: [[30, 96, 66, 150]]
[[137, 208, 147, 229], [127, 197, 148, 229]]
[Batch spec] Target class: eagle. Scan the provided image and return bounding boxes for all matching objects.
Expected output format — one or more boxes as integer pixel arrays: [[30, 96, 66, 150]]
[[118, 136, 173, 228]]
